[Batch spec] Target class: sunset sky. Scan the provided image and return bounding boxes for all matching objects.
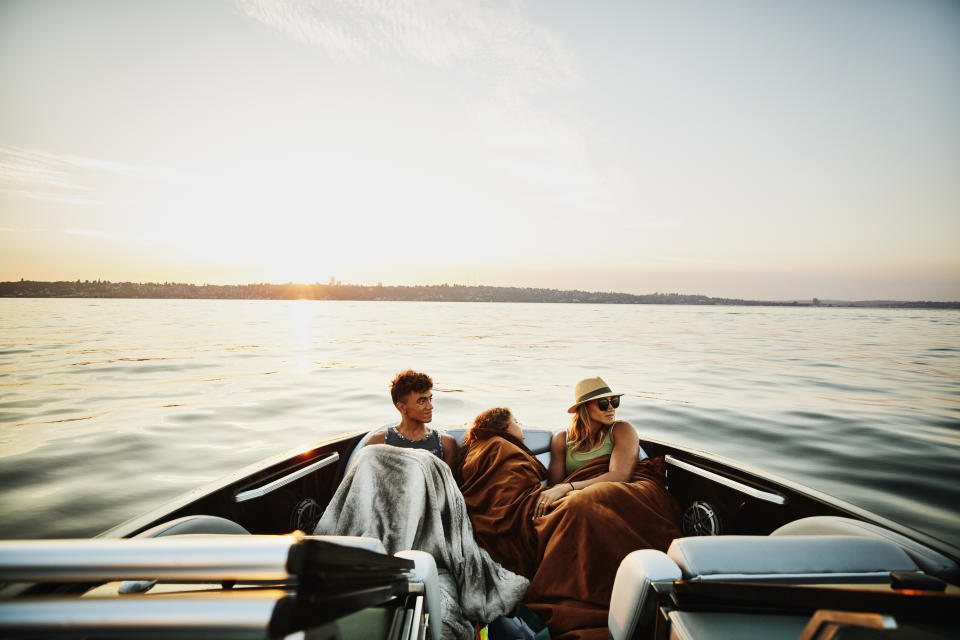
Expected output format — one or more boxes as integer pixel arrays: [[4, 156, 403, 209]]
[[1, 0, 958, 301]]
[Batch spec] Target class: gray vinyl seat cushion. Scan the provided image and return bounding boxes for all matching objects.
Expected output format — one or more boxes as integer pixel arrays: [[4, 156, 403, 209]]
[[345, 425, 559, 470], [119, 515, 252, 594], [771, 516, 959, 582], [667, 535, 918, 583], [446, 426, 555, 467], [445, 426, 648, 465], [343, 423, 392, 471], [134, 515, 251, 538], [609, 535, 922, 640], [668, 611, 810, 640], [346, 425, 647, 473]]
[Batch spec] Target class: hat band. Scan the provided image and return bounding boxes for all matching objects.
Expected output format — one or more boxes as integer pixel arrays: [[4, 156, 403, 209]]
[[575, 386, 613, 405]]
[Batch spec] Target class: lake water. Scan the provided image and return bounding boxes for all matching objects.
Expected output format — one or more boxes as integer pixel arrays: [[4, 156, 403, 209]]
[[1, 299, 958, 551]]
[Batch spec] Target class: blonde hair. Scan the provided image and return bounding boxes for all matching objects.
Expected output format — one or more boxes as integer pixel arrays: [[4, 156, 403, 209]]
[[567, 403, 608, 451]]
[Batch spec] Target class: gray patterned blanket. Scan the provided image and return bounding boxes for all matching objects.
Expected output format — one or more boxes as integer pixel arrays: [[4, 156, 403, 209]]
[[314, 444, 529, 640]]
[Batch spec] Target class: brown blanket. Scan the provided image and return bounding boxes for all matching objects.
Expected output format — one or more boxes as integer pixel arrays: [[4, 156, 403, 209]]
[[528, 455, 682, 640], [458, 428, 547, 578], [459, 435, 681, 640]]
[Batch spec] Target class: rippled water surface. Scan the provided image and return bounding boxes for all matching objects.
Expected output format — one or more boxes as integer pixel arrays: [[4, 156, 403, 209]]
[[1, 299, 958, 549]]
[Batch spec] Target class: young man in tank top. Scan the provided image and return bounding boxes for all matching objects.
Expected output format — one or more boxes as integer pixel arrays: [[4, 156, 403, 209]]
[[365, 370, 458, 468]]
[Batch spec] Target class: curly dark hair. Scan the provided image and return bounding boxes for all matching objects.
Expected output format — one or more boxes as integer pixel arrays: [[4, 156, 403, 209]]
[[472, 407, 512, 432], [456, 407, 514, 478], [460, 407, 512, 449], [390, 370, 433, 405]]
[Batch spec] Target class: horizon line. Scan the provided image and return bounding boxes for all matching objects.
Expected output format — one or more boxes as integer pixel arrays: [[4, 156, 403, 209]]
[[2, 278, 958, 306]]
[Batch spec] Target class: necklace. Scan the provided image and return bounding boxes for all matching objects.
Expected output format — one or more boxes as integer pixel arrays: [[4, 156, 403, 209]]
[[391, 426, 432, 443]]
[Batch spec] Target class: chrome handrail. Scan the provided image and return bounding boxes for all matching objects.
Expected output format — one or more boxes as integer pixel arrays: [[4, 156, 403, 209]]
[[665, 455, 787, 505], [234, 452, 340, 503]]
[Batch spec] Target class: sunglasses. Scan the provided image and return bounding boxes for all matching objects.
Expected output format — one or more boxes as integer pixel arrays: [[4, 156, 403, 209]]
[[596, 396, 620, 411]]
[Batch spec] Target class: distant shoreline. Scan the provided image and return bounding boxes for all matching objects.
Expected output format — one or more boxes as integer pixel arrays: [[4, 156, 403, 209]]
[[2, 280, 957, 309]]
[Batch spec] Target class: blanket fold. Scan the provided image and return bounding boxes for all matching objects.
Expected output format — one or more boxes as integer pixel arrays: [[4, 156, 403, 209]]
[[459, 437, 681, 640], [458, 431, 547, 578], [314, 444, 529, 640]]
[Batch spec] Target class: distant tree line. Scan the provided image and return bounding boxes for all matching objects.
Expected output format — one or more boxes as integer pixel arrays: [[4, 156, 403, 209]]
[[0, 279, 956, 308]]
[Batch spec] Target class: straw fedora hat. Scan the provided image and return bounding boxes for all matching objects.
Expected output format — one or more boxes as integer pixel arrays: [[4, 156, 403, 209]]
[[567, 376, 623, 413]]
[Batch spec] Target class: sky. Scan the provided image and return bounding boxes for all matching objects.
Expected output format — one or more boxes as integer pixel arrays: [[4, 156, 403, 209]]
[[1, 0, 958, 301]]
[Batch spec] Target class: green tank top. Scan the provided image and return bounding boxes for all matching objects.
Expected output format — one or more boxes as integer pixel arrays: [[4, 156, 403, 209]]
[[565, 426, 615, 474]]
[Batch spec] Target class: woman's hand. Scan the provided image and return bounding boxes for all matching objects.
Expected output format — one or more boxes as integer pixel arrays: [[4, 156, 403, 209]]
[[533, 484, 572, 519]]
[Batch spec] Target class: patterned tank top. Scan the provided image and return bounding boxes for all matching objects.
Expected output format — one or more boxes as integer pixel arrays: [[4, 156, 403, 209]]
[[565, 426, 615, 474], [384, 426, 444, 460]]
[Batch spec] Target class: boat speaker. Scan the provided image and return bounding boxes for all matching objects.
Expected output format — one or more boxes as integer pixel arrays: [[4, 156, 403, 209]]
[[290, 498, 323, 534], [682, 500, 721, 536]]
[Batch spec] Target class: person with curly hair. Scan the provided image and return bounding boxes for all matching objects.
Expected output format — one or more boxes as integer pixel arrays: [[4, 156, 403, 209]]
[[365, 369, 458, 467], [460, 407, 524, 456], [458, 383, 681, 640], [322, 402, 527, 639], [458, 407, 546, 578]]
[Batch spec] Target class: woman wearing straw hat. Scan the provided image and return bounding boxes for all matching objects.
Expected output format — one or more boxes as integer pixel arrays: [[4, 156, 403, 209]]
[[534, 376, 640, 518]]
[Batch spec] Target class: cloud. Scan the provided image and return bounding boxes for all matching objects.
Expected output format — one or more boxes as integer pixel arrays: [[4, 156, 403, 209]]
[[234, 1, 602, 219], [236, 0, 580, 91], [0, 145, 179, 206], [62, 228, 138, 241], [0, 146, 98, 205]]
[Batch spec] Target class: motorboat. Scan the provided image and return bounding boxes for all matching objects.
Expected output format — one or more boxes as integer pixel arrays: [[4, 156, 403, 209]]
[[1, 426, 957, 639]]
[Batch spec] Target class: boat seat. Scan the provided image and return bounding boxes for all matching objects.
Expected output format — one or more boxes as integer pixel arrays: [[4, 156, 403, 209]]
[[113, 520, 438, 639], [668, 611, 811, 640], [771, 516, 960, 583], [667, 535, 917, 584], [345, 425, 647, 474], [665, 609, 906, 640], [120, 515, 389, 594], [396, 550, 442, 640], [4, 535, 434, 639], [342, 423, 393, 472], [133, 514, 251, 538], [344, 424, 561, 471], [445, 426, 556, 467], [608, 535, 919, 640], [118, 515, 253, 594]]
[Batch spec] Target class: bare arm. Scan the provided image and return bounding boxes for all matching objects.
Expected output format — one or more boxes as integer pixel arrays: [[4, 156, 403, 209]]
[[365, 431, 386, 446], [441, 433, 458, 469], [547, 430, 567, 485], [347, 430, 387, 473], [535, 430, 570, 518], [568, 421, 638, 491], [534, 421, 639, 518]]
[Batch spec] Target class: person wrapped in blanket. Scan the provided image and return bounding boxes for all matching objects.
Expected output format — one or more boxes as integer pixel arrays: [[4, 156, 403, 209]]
[[363, 370, 459, 467], [458, 378, 682, 640], [315, 371, 526, 640]]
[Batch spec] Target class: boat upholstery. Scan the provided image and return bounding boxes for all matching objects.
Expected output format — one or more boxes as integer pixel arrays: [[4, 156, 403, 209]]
[[395, 550, 442, 640], [446, 426, 555, 467], [134, 515, 387, 554], [667, 535, 917, 583], [446, 426, 649, 465], [117, 516, 440, 639], [608, 534, 918, 640], [667, 610, 899, 640], [343, 423, 392, 471], [345, 425, 647, 473], [771, 515, 960, 582], [133, 514, 251, 537], [120, 515, 395, 594], [608, 549, 682, 640], [668, 611, 810, 640], [344, 424, 557, 471], [118, 515, 254, 594]]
